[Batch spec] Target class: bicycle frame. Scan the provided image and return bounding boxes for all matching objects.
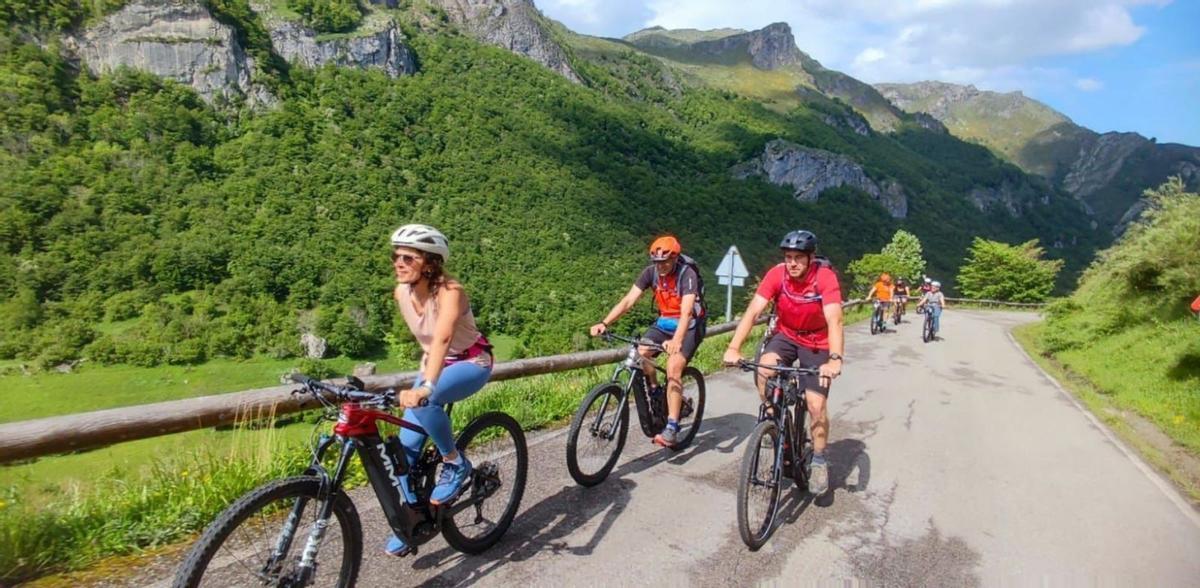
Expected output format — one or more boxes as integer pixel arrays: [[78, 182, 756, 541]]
[[290, 402, 487, 574], [599, 341, 669, 438], [755, 372, 809, 486]]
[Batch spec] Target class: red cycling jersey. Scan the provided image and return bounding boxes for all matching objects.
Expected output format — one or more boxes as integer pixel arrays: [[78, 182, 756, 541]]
[[756, 262, 842, 349]]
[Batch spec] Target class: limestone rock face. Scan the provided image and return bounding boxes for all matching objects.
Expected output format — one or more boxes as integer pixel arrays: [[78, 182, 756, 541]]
[[733, 139, 908, 218], [71, 0, 273, 105], [300, 333, 327, 359], [689, 22, 804, 70], [431, 0, 581, 83], [263, 16, 416, 77]]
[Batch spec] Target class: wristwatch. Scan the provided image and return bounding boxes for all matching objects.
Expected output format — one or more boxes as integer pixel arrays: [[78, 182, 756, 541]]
[[829, 353, 844, 361]]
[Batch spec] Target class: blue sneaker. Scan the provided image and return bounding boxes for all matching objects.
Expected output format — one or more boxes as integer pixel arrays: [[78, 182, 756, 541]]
[[385, 534, 413, 557], [430, 456, 473, 505]]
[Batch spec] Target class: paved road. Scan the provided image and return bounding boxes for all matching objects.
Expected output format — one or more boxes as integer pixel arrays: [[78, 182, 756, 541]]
[[136, 310, 1200, 587]]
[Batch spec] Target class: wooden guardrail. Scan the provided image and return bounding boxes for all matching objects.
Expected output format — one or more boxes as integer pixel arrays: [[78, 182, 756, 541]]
[[0, 301, 877, 464], [943, 297, 1046, 308]]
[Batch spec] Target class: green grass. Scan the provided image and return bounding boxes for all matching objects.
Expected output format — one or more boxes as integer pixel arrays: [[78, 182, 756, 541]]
[[0, 356, 409, 424]]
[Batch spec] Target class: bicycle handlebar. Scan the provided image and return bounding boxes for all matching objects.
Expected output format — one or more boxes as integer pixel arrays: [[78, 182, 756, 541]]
[[289, 373, 429, 407], [601, 331, 665, 352], [734, 359, 821, 375]]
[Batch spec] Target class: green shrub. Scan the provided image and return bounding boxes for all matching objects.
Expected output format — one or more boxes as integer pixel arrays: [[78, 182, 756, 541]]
[[288, 0, 362, 33], [957, 238, 1062, 302]]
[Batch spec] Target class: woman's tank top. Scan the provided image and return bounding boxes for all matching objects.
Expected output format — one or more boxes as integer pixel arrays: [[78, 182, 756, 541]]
[[396, 283, 486, 362]]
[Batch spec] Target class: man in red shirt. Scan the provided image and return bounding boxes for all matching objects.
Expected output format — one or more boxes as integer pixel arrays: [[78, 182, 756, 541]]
[[723, 230, 845, 496], [592, 235, 707, 448]]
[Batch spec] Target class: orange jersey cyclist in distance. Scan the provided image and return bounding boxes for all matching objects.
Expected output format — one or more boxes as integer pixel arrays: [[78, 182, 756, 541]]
[[869, 274, 894, 303]]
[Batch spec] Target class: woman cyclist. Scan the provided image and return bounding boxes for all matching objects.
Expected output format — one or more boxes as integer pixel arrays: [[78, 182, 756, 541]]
[[386, 224, 494, 556], [722, 230, 845, 496], [916, 280, 948, 339]]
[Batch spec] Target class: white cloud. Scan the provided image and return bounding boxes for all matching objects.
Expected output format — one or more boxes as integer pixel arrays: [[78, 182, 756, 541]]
[[1075, 78, 1104, 91], [854, 48, 888, 67]]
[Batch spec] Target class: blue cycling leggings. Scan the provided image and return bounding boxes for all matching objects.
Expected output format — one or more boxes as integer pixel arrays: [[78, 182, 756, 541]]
[[399, 360, 492, 461], [929, 304, 942, 333]]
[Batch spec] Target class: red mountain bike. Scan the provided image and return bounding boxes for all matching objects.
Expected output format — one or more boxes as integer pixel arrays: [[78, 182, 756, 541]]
[[173, 374, 528, 587]]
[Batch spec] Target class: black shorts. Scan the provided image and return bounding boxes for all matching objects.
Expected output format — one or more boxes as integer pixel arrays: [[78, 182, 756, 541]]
[[760, 333, 832, 396], [643, 316, 707, 361]]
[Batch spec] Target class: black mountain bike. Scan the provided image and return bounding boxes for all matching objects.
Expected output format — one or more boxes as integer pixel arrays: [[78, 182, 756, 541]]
[[565, 332, 706, 486], [892, 297, 905, 325], [921, 305, 937, 342], [869, 301, 888, 335], [174, 374, 528, 587], [734, 359, 819, 550]]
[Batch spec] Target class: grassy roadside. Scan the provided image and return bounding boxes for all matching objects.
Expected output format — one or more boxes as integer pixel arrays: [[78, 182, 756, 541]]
[[1012, 322, 1200, 504]]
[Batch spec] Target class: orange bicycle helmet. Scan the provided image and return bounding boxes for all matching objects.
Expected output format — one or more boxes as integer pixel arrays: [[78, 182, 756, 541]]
[[649, 236, 681, 261]]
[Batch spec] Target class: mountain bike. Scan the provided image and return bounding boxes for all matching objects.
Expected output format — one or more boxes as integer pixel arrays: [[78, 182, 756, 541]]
[[869, 301, 887, 335], [920, 305, 936, 343], [892, 296, 905, 325], [734, 359, 820, 550], [173, 374, 528, 587], [565, 332, 706, 487]]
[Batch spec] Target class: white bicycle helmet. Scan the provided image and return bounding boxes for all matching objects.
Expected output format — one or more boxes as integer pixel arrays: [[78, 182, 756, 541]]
[[390, 224, 450, 261], [931, 281, 941, 288]]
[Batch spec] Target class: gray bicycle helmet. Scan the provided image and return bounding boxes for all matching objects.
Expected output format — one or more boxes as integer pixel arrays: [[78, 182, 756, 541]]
[[779, 230, 818, 252]]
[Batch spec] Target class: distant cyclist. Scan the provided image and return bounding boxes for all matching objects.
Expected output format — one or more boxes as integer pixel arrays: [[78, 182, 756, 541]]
[[591, 236, 707, 448], [387, 224, 494, 556], [920, 276, 933, 295], [893, 278, 910, 319], [723, 230, 844, 496], [916, 280, 948, 339], [865, 273, 894, 330], [1192, 294, 1200, 320]]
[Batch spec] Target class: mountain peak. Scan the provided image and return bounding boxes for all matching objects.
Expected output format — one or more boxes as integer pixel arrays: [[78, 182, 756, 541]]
[[624, 22, 802, 71]]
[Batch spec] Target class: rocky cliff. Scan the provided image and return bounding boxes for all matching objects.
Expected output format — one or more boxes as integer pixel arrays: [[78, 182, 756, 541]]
[[732, 139, 908, 218], [257, 11, 415, 78], [69, 0, 273, 106], [431, 0, 581, 83], [684, 22, 804, 70]]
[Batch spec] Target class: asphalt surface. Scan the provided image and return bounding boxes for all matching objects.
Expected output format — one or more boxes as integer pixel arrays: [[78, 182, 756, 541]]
[[133, 310, 1200, 587]]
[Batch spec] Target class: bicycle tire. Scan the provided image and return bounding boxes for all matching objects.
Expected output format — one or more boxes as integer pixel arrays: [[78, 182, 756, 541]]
[[923, 314, 933, 343], [736, 419, 782, 550], [670, 367, 706, 451], [566, 382, 629, 487], [870, 309, 880, 335], [442, 411, 528, 554], [173, 476, 361, 588]]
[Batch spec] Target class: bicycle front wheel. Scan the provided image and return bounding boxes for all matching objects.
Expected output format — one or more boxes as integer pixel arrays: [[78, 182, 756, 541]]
[[566, 382, 629, 486], [671, 366, 706, 450], [736, 420, 783, 550], [173, 476, 361, 588], [442, 411, 528, 554]]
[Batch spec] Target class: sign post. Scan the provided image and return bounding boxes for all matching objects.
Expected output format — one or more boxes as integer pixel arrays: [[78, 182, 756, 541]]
[[715, 245, 750, 322]]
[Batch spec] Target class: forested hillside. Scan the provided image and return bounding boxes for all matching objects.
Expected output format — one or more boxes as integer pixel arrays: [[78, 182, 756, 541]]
[[0, 0, 1101, 369]]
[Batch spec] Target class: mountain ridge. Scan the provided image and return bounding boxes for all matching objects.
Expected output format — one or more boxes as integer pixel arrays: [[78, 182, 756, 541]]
[[876, 80, 1200, 233]]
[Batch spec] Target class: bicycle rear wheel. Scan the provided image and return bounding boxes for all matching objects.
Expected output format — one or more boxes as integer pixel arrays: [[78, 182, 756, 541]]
[[923, 314, 933, 343], [442, 412, 528, 554], [566, 382, 630, 486], [173, 476, 361, 588], [671, 366, 706, 450], [736, 419, 782, 550]]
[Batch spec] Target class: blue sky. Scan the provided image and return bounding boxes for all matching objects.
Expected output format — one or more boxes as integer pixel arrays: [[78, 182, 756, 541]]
[[537, 0, 1200, 145]]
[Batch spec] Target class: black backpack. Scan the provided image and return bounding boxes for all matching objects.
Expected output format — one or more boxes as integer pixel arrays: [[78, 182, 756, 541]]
[[652, 254, 707, 318]]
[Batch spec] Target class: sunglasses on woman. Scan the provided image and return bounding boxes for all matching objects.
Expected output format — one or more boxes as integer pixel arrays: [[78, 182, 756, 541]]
[[392, 252, 420, 265]]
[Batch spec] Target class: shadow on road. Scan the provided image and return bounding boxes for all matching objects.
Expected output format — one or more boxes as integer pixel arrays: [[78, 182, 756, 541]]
[[410, 413, 754, 586]]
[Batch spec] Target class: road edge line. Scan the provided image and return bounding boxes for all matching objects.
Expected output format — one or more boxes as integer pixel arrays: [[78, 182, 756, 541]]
[[1005, 330, 1200, 528]]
